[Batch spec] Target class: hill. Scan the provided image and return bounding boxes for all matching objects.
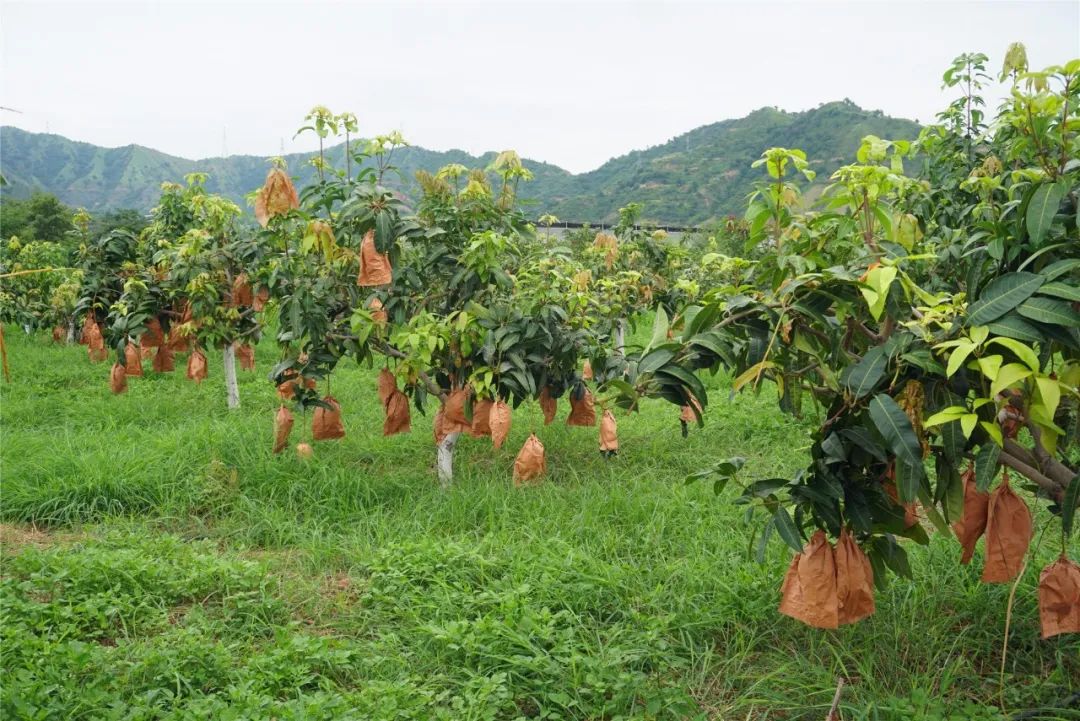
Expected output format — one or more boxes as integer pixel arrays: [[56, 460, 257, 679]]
[[0, 101, 920, 225]]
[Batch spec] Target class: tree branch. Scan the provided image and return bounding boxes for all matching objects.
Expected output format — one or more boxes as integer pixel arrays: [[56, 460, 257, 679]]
[[999, 450, 1065, 502], [375, 342, 448, 402]]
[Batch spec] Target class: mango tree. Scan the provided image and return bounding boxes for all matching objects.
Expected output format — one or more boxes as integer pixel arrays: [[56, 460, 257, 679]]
[[102, 175, 264, 407], [645, 48, 1078, 631], [260, 111, 696, 481]]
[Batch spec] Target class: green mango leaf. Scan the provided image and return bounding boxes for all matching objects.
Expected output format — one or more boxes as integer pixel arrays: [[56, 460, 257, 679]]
[[1017, 296, 1080, 327], [868, 394, 925, 500], [986, 337, 1040, 372], [637, 348, 674, 375], [1039, 258, 1080, 282], [966, 272, 1044, 326], [841, 345, 887, 398], [974, 443, 1001, 492], [1037, 281, 1080, 302], [657, 365, 708, 407], [644, 306, 669, 354], [1025, 181, 1066, 247], [986, 312, 1045, 343], [773, 507, 803, 552], [990, 363, 1032, 398]]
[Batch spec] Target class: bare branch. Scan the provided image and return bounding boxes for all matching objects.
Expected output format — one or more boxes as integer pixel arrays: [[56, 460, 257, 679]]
[[999, 451, 1065, 501]]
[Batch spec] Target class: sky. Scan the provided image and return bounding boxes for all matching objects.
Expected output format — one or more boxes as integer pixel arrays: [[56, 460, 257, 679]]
[[2, 0, 1078, 173]]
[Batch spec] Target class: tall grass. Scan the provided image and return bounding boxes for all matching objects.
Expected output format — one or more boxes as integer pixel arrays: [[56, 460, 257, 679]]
[[1, 331, 1076, 720]]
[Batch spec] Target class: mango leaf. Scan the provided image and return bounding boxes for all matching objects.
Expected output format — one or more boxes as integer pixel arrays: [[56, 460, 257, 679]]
[[868, 394, 925, 500], [940, 417, 966, 462], [732, 361, 775, 392], [1035, 376, 1062, 418], [657, 366, 707, 407], [924, 406, 969, 427], [637, 348, 674, 375], [975, 354, 1003, 381], [1037, 281, 1080, 302], [945, 341, 975, 377], [979, 421, 1003, 447], [773, 506, 803, 552], [974, 443, 1001, 492], [986, 312, 1045, 343], [644, 306, 669, 354], [860, 266, 897, 321], [1039, 258, 1080, 282], [986, 337, 1040, 372], [841, 346, 887, 398], [1017, 296, 1080, 327], [990, 363, 1032, 398], [1026, 181, 1066, 246], [966, 272, 1044, 326]]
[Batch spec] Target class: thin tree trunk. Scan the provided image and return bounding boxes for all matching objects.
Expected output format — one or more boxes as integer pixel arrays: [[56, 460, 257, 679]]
[[223, 343, 240, 410], [614, 319, 626, 358], [437, 431, 461, 487], [66, 316, 75, 344]]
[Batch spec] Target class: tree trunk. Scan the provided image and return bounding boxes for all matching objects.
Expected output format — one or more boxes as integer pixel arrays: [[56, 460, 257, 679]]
[[66, 316, 76, 344], [223, 343, 240, 410], [437, 431, 461, 488], [614, 319, 626, 358]]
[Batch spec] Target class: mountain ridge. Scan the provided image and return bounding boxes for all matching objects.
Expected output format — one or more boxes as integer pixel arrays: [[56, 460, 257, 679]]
[[0, 101, 921, 225]]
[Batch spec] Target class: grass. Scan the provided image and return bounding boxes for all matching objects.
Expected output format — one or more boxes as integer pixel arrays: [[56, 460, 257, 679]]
[[1, 330, 1077, 720]]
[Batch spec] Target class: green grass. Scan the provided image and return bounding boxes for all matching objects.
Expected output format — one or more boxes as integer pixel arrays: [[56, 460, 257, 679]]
[[1, 331, 1077, 720]]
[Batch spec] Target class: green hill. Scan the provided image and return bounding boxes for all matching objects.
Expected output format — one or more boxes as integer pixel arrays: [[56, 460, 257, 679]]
[[0, 101, 920, 225]]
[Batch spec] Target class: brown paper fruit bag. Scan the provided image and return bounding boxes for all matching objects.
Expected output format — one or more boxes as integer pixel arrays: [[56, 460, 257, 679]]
[[599, 409, 618, 452], [513, 433, 546, 486], [582, 359, 593, 381], [357, 229, 393, 286], [52, 326, 64, 343], [567, 388, 596, 427], [445, 388, 471, 425], [124, 342, 144, 376], [1038, 555, 1080, 639], [883, 479, 918, 528], [236, 343, 255, 370], [377, 367, 397, 406], [80, 314, 95, 345], [273, 405, 294, 454], [835, 529, 875, 625], [952, 468, 989, 565], [680, 395, 702, 423], [981, 479, 1033, 583], [231, 273, 254, 307], [153, 345, 175, 373], [469, 398, 493, 438], [778, 530, 839, 629], [383, 389, 411, 436], [140, 317, 164, 348], [489, 399, 512, 449], [539, 386, 557, 425], [369, 297, 388, 326], [252, 286, 270, 312], [187, 350, 208, 384], [312, 395, 346, 441], [109, 363, 128, 394], [87, 324, 107, 362], [255, 167, 300, 228]]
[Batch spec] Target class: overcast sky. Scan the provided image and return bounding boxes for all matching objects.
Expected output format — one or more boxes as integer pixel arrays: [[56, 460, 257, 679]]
[[2, 0, 1078, 173]]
